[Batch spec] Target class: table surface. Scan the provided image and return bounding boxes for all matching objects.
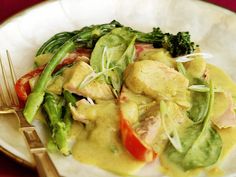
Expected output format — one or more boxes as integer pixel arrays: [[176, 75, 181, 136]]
[[0, 0, 235, 177]]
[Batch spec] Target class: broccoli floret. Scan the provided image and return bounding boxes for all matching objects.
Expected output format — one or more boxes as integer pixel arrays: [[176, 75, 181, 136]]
[[158, 32, 195, 57]]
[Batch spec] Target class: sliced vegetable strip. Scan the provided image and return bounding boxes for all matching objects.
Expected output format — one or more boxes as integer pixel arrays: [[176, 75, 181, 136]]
[[24, 40, 75, 123], [15, 66, 44, 103]]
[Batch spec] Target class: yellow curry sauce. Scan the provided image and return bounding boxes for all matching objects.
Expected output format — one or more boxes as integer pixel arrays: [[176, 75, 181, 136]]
[[71, 101, 145, 175]]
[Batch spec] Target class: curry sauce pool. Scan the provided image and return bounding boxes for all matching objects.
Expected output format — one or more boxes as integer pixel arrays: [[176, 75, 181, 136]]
[[71, 101, 145, 175]]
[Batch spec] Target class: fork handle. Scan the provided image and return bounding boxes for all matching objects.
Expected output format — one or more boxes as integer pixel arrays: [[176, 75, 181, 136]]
[[32, 150, 61, 177], [16, 111, 60, 177]]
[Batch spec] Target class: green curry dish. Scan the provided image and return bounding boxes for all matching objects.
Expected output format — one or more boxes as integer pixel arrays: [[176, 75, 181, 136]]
[[90, 27, 136, 95], [164, 82, 222, 170]]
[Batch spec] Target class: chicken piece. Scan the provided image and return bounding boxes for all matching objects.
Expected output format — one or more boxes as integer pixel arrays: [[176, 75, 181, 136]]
[[124, 60, 190, 108], [212, 92, 236, 128], [63, 61, 114, 100]]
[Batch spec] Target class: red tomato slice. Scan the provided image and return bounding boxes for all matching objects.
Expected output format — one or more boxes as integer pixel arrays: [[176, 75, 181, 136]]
[[15, 66, 44, 104], [119, 110, 157, 162], [15, 58, 77, 103]]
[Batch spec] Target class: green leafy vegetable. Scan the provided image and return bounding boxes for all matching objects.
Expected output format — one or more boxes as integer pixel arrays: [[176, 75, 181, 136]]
[[164, 82, 222, 170], [90, 27, 136, 95], [188, 91, 209, 123], [188, 79, 210, 123]]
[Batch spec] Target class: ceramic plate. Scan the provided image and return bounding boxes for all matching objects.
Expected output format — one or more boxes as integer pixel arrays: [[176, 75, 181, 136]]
[[0, 0, 236, 176]]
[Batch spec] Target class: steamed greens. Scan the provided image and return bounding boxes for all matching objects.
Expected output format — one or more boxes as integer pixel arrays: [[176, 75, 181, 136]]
[[90, 27, 136, 95], [164, 82, 222, 170]]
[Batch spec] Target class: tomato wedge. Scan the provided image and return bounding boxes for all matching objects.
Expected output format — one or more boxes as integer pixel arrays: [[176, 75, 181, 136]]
[[120, 112, 157, 162]]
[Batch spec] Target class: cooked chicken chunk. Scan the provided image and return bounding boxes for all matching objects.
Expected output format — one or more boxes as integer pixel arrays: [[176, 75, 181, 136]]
[[63, 61, 114, 100], [124, 60, 190, 108]]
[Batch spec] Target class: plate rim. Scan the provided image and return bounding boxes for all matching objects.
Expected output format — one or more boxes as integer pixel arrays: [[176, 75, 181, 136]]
[[200, 0, 236, 13], [0, 146, 34, 168], [0, 0, 54, 28], [0, 0, 54, 169]]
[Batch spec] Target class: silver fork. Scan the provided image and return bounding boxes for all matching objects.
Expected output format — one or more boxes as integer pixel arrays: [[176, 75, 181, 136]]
[[0, 51, 60, 177]]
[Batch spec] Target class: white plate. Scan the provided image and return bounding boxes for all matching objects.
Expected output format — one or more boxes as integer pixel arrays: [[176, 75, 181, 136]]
[[0, 0, 236, 176]]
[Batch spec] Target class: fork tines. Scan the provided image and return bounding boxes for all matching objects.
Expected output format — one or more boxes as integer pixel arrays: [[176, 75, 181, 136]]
[[0, 51, 19, 108]]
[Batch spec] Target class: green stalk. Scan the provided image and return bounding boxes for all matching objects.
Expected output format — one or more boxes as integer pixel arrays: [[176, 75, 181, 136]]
[[63, 90, 77, 133], [43, 92, 70, 155], [24, 40, 75, 123], [63, 90, 77, 106]]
